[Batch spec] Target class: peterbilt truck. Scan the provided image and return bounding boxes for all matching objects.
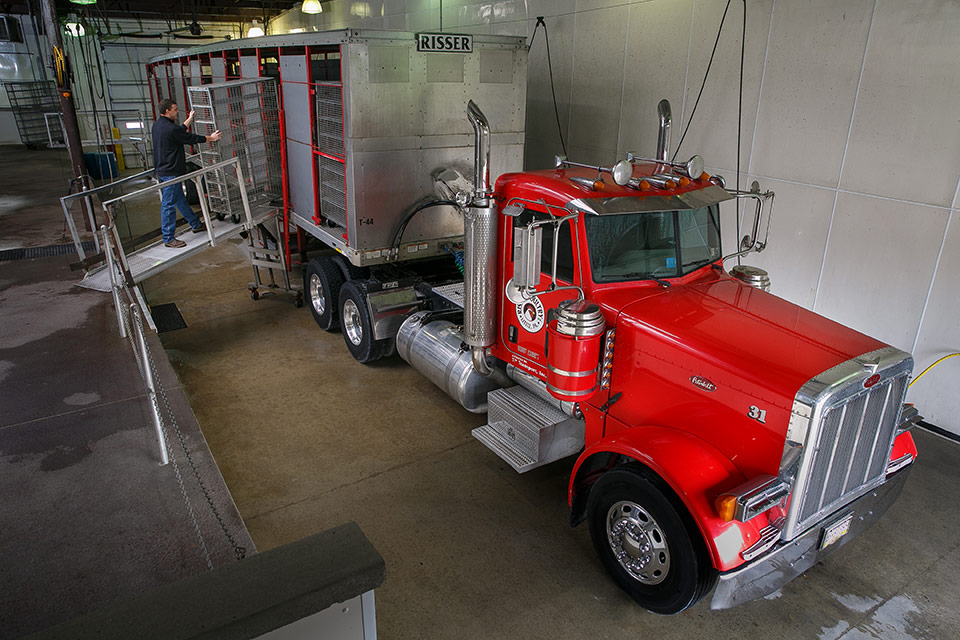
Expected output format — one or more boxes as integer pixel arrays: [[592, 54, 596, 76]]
[[148, 31, 919, 614]]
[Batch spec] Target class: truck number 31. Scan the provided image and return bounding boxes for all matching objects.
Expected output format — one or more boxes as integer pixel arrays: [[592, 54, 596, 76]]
[[747, 405, 767, 424]]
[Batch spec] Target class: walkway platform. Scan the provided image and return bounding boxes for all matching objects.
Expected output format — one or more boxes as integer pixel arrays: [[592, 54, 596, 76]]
[[78, 207, 276, 293]]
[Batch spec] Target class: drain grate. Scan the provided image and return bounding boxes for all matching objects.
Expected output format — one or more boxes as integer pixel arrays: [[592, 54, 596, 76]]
[[151, 303, 188, 333], [0, 241, 96, 262]]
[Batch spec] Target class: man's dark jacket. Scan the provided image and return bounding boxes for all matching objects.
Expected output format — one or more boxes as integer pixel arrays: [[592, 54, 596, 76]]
[[152, 117, 206, 178]]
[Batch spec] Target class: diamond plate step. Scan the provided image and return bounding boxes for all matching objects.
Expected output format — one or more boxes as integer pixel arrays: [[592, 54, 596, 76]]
[[472, 425, 538, 473], [473, 386, 584, 474]]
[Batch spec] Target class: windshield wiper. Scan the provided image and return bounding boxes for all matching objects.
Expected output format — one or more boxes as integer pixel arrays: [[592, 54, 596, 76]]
[[617, 272, 672, 288]]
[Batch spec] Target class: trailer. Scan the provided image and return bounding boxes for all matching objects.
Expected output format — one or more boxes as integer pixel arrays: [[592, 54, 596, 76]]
[[147, 31, 920, 614]]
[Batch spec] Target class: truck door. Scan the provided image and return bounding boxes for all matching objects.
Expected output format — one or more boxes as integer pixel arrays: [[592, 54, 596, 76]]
[[499, 208, 583, 376]]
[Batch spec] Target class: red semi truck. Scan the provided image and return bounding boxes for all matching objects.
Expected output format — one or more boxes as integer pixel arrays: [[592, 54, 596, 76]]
[[149, 32, 919, 614], [312, 98, 919, 613]]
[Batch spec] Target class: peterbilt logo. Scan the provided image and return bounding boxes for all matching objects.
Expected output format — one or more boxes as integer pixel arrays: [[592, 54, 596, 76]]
[[864, 374, 881, 388], [689, 376, 717, 392]]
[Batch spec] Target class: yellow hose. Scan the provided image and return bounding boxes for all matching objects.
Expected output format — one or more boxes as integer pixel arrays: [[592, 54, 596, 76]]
[[908, 353, 960, 389]]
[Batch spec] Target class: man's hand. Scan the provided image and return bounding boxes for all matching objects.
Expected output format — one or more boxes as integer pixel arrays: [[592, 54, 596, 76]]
[[207, 130, 224, 143], [183, 109, 196, 128]]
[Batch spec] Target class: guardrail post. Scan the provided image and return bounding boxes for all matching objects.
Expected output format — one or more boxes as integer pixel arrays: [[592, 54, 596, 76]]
[[102, 224, 127, 339], [193, 175, 216, 247], [234, 159, 255, 230], [130, 303, 169, 466]]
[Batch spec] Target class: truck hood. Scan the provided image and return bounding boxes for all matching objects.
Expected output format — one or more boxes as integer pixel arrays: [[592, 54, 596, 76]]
[[609, 276, 886, 404]]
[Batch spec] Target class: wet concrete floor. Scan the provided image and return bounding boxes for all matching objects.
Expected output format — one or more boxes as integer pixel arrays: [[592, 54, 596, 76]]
[[146, 238, 960, 640]]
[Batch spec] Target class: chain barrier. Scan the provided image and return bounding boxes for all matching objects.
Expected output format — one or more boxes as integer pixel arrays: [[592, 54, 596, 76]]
[[110, 250, 247, 568], [135, 305, 248, 561]]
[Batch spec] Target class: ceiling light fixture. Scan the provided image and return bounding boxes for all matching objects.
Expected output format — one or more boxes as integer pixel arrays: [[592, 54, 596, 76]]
[[69, 0, 98, 6], [247, 19, 265, 38], [301, 0, 322, 14]]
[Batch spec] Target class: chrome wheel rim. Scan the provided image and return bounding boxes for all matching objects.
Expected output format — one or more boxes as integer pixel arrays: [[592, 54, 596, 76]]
[[606, 500, 670, 585], [343, 298, 363, 346], [309, 273, 325, 315]]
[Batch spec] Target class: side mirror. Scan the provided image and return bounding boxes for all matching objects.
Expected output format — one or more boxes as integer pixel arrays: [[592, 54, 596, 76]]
[[512, 224, 542, 289]]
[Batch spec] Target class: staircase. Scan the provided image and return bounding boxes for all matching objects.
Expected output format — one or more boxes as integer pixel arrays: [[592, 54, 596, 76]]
[[472, 386, 584, 473]]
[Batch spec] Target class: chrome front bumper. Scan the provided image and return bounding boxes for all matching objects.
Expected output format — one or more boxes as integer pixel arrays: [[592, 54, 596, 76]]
[[710, 465, 911, 610]]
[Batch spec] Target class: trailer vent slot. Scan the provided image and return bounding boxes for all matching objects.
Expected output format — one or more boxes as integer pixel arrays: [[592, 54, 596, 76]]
[[318, 155, 347, 228], [315, 83, 344, 158]]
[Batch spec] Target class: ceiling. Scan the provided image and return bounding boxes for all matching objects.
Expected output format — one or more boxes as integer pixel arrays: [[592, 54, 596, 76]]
[[3, 0, 293, 24]]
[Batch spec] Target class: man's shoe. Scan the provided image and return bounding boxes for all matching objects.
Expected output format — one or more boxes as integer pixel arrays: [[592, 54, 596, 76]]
[[164, 239, 187, 248], [192, 223, 207, 233]]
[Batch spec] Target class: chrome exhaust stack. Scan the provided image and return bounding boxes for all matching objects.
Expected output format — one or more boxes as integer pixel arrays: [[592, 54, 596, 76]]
[[465, 100, 498, 375], [657, 99, 672, 162]]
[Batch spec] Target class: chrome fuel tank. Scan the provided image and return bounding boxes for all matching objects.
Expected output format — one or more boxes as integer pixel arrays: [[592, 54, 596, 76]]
[[397, 311, 501, 413]]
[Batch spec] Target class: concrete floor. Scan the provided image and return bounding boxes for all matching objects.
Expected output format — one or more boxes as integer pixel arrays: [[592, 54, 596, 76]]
[[145, 239, 960, 640], [0, 147, 253, 638]]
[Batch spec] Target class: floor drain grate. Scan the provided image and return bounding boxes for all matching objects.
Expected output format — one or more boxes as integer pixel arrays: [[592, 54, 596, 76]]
[[151, 303, 188, 333], [0, 241, 96, 262]]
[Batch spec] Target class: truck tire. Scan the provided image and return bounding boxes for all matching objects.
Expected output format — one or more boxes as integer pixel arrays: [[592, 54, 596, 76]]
[[586, 466, 717, 614], [305, 257, 343, 331], [338, 280, 388, 363]]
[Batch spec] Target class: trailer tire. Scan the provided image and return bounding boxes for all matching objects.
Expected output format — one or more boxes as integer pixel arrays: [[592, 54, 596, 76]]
[[338, 281, 387, 363], [305, 257, 343, 331], [587, 466, 717, 614]]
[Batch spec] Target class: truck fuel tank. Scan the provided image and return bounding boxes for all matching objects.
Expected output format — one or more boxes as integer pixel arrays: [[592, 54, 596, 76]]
[[397, 311, 503, 413]]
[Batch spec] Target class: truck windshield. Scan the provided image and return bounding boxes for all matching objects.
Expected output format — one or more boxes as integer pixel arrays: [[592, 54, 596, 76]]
[[584, 205, 721, 283]]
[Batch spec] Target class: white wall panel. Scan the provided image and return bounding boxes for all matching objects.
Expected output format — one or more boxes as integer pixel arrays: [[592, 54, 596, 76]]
[[909, 212, 960, 432], [738, 177, 837, 310], [814, 193, 948, 351], [617, 0, 691, 160], [840, 0, 960, 207], [523, 3, 575, 169], [750, 0, 872, 188], [566, 4, 630, 161], [678, 0, 770, 174]]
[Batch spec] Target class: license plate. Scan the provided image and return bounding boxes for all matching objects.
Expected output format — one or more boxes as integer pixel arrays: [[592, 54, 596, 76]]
[[820, 514, 854, 550]]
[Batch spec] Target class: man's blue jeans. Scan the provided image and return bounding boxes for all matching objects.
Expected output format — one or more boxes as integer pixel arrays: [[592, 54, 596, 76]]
[[159, 175, 202, 243]]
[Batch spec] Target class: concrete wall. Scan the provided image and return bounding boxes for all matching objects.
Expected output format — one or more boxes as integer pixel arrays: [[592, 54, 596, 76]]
[[265, 0, 958, 433]]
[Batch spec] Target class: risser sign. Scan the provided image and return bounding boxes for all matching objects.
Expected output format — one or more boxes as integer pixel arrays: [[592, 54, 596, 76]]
[[416, 33, 473, 53]]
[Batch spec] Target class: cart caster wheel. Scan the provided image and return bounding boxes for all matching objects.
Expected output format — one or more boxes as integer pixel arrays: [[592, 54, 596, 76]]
[[295, 292, 304, 308], [250, 289, 260, 301], [215, 213, 224, 221], [231, 214, 241, 224]]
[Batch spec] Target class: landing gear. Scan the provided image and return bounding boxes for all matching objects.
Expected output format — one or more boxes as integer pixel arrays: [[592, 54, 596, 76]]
[[587, 466, 717, 614]]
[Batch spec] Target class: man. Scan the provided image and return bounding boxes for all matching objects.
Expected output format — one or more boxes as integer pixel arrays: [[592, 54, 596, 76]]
[[152, 98, 223, 248]]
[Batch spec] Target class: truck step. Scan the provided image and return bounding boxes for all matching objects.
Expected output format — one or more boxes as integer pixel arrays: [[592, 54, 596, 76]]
[[472, 386, 584, 473]]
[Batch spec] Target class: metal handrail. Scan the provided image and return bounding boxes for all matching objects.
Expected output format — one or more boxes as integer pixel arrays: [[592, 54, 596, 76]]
[[60, 152, 207, 263]]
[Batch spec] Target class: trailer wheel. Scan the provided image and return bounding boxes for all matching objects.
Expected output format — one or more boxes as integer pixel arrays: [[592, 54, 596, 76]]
[[305, 257, 343, 331], [587, 466, 717, 614], [339, 281, 387, 363]]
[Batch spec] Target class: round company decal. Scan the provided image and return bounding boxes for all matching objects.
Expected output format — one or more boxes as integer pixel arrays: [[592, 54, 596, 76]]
[[515, 297, 545, 333]]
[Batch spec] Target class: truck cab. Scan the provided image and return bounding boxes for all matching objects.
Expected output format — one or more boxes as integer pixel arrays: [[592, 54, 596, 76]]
[[476, 155, 918, 613]]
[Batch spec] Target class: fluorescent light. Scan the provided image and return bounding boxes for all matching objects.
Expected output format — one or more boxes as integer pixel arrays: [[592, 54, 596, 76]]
[[69, 0, 98, 5], [301, 0, 322, 14], [247, 20, 265, 38], [288, 27, 305, 34], [124, 121, 143, 130]]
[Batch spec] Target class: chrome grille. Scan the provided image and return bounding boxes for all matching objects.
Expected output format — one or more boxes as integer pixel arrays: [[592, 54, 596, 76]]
[[794, 373, 908, 533]]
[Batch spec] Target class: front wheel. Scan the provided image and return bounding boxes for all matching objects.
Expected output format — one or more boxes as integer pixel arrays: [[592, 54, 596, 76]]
[[587, 466, 717, 614]]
